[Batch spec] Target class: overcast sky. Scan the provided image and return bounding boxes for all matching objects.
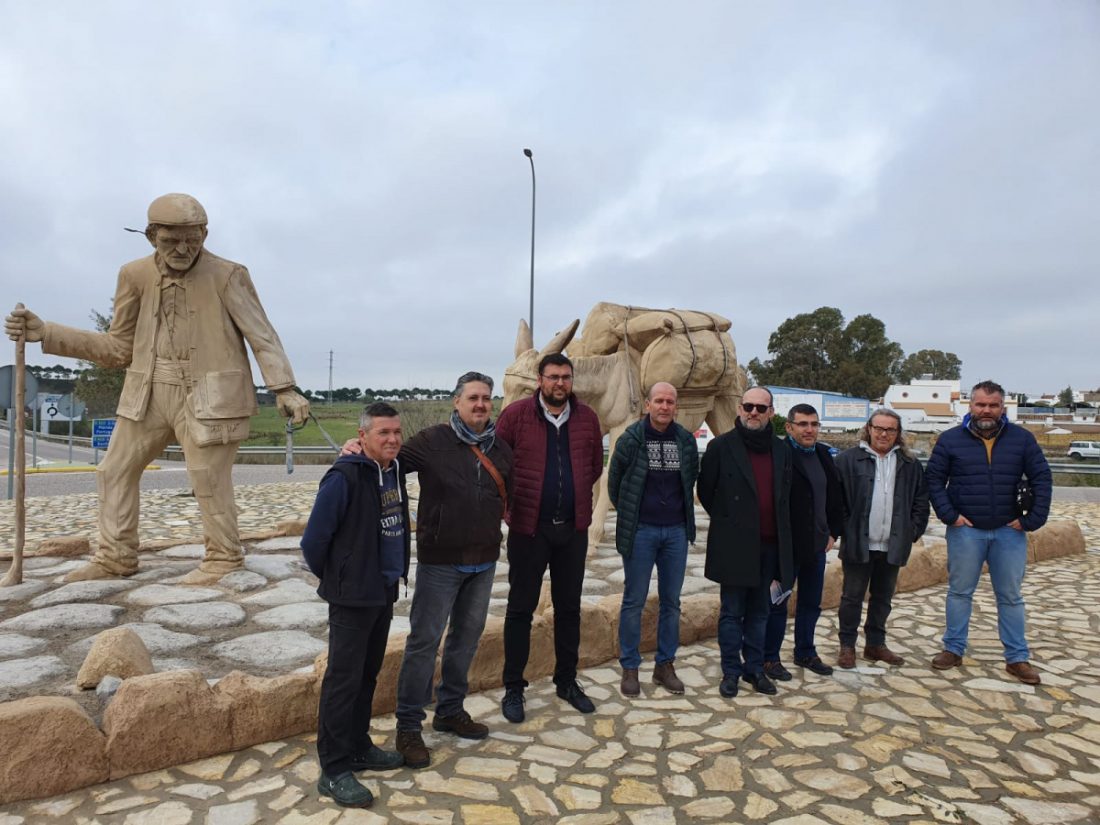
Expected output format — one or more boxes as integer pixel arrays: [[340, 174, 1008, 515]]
[[2, 1, 1097, 399]]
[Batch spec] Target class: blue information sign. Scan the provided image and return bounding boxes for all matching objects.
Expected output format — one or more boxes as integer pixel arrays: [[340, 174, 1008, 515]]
[[92, 418, 117, 450]]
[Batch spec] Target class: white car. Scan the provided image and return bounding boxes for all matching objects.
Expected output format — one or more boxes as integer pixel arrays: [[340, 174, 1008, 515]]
[[1067, 440, 1100, 460]]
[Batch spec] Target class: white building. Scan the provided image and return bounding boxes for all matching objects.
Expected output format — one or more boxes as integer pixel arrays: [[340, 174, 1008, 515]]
[[767, 386, 871, 430], [883, 377, 1018, 432]]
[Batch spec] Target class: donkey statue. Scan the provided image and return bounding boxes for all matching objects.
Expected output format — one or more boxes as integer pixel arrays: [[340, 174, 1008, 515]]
[[503, 303, 747, 548]]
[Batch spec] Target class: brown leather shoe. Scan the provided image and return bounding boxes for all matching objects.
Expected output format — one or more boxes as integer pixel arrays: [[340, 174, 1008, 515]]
[[653, 662, 685, 694], [395, 729, 430, 769], [931, 650, 963, 670], [837, 646, 856, 669], [432, 709, 488, 740], [1006, 661, 1041, 685], [621, 668, 640, 697], [864, 645, 905, 666]]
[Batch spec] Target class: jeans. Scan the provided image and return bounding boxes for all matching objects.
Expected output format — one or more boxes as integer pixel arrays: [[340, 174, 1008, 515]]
[[618, 522, 688, 670], [317, 601, 392, 775], [943, 524, 1029, 663], [395, 562, 496, 731], [765, 550, 827, 662], [718, 581, 770, 678], [503, 523, 588, 690], [838, 555, 900, 648]]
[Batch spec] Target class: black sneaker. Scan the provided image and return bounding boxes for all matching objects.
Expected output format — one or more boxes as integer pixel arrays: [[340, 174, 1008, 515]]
[[317, 771, 374, 808], [556, 681, 596, 714], [502, 687, 526, 723], [719, 676, 739, 698], [350, 745, 404, 772], [794, 655, 835, 676], [741, 671, 778, 695]]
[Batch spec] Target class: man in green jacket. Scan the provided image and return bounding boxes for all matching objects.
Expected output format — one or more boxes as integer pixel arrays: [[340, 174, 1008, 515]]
[[608, 382, 699, 697]]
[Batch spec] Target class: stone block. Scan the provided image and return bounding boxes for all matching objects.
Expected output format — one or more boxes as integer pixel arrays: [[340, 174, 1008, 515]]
[[214, 670, 319, 749], [578, 598, 618, 668], [34, 536, 91, 558], [0, 696, 109, 804], [103, 670, 232, 780], [818, 559, 843, 612], [896, 543, 947, 594], [467, 616, 505, 693], [680, 593, 719, 643], [277, 518, 308, 537], [76, 626, 155, 689], [1028, 520, 1086, 562]]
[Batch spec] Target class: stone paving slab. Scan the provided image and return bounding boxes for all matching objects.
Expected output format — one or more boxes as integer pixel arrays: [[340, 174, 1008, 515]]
[[3, 549, 1100, 823], [0, 486, 1098, 821]]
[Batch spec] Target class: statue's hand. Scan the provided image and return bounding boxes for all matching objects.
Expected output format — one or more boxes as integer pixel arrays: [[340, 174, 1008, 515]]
[[5, 306, 44, 343], [275, 390, 310, 426]]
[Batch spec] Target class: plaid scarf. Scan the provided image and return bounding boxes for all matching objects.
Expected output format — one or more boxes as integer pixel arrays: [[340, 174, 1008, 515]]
[[449, 410, 496, 453]]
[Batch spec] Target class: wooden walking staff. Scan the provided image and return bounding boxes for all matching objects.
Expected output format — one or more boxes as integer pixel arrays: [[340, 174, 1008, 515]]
[[1, 303, 27, 586]]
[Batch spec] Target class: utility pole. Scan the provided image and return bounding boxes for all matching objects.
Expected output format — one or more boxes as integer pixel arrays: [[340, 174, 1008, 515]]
[[328, 350, 334, 405]]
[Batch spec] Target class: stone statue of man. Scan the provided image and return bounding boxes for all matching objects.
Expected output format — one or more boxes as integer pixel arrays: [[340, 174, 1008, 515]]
[[4, 193, 311, 585]]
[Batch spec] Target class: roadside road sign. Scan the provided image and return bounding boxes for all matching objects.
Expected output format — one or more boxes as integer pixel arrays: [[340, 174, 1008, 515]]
[[0, 366, 38, 410], [92, 418, 116, 450]]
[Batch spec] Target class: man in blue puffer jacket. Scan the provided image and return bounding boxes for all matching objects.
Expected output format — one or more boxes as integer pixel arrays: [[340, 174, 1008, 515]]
[[925, 380, 1052, 685]]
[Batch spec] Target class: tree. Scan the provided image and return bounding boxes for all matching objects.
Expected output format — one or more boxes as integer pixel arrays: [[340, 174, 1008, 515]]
[[73, 307, 125, 417], [896, 349, 962, 383], [1058, 386, 1074, 408], [749, 307, 903, 400]]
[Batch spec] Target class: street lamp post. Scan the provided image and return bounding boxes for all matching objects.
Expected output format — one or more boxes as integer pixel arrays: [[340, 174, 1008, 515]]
[[523, 148, 535, 338]]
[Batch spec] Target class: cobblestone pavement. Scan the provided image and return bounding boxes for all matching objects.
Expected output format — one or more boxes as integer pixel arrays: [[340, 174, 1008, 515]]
[[0, 491, 1098, 823]]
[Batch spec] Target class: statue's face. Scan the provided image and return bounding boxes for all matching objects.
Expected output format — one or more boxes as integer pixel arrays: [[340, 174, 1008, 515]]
[[154, 225, 206, 271]]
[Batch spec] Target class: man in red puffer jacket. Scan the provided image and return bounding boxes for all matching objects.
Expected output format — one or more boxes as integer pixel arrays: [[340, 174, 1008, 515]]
[[496, 353, 604, 723]]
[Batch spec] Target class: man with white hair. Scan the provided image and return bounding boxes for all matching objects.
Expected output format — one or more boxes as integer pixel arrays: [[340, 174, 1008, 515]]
[[834, 408, 929, 669]]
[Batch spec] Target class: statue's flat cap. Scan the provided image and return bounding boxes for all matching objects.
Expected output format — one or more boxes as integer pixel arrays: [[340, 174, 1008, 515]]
[[147, 193, 207, 226]]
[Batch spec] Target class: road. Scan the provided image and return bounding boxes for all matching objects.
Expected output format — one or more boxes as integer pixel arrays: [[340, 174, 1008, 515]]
[[4, 460, 329, 498]]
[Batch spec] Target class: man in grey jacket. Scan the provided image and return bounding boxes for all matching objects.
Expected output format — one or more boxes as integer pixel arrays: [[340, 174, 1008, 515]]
[[834, 409, 929, 669]]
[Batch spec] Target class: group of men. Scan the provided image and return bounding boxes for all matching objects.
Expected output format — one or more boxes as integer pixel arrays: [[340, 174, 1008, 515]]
[[301, 362, 1052, 810], [2, 196, 1054, 812], [301, 355, 605, 807]]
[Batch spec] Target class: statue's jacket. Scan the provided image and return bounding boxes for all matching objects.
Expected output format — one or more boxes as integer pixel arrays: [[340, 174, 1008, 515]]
[[42, 250, 296, 425]]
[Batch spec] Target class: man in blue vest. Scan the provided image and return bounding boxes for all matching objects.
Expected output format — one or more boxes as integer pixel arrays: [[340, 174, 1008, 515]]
[[302, 403, 408, 808]]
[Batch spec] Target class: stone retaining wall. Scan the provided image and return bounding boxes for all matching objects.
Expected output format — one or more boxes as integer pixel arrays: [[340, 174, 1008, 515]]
[[0, 520, 1086, 804]]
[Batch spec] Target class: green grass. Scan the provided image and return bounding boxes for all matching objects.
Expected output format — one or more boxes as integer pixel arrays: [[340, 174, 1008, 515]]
[[243, 399, 505, 447]]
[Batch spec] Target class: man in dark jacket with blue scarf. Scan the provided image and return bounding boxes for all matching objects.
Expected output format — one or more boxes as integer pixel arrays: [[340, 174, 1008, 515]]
[[925, 380, 1052, 685], [608, 382, 699, 697], [302, 402, 409, 808]]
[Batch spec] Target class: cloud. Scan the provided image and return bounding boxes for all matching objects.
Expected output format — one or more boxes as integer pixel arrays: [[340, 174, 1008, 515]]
[[1, 0, 1096, 399]]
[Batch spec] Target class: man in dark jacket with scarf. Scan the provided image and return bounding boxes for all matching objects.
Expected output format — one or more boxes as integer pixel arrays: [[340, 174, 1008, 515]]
[[764, 403, 844, 681], [301, 402, 409, 809], [608, 382, 699, 697], [835, 408, 929, 670], [496, 353, 605, 723], [392, 372, 513, 769], [698, 386, 794, 698], [925, 380, 1051, 685]]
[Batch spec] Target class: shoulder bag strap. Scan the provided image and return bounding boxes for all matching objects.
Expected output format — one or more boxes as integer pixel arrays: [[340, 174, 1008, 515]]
[[469, 444, 508, 513]]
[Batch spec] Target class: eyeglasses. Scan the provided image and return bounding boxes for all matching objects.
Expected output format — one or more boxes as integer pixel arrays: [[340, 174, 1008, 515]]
[[742, 403, 771, 414], [540, 373, 573, 384], [871, 425, 899, 436], [790, 421, 821, 428]]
